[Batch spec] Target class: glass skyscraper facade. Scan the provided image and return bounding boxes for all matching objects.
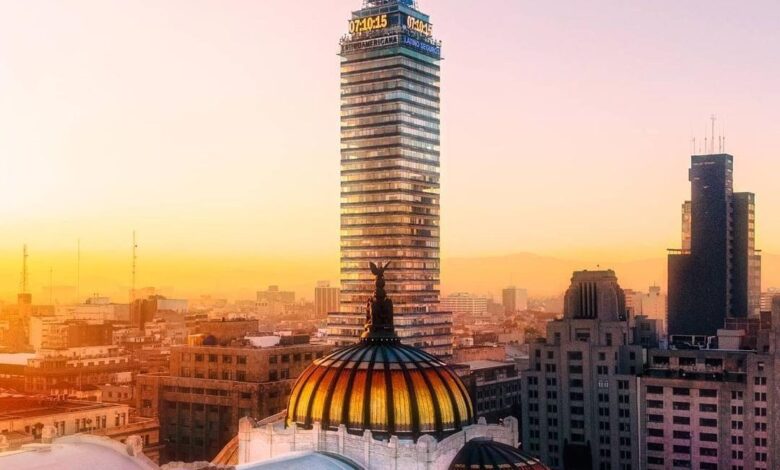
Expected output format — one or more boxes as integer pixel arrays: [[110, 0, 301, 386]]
[[327, 0, 452, 357]]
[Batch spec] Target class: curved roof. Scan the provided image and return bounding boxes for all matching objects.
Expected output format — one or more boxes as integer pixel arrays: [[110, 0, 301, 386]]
[[448, 438, 549, 470], [286, 341, 474, 440], [287, 265, 474, 440], [0, 435, 157, 470], [237, 450, 363, 470]]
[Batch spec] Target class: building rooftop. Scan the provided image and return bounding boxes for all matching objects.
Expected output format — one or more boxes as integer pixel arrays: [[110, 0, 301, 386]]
[[0, 434, 156, 470], [0, 397, 123, 421], [0, 353, 35, 366], [237, 450, 362, 470], [458, 360, 515, 371]]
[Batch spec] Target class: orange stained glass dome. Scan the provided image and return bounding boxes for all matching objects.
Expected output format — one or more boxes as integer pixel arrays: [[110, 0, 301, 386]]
[[285, 340, 474, 439]]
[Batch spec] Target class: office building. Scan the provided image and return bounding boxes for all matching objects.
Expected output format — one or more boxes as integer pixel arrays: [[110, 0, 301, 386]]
[[639, 342, 776, 470], [503, 286, 529, 314], [521, 270, 644, 470], [668, 153, 761, 335], [328, 0, 452, 357], [442, 292, 489, 317], [457, 360, 523, 423], [135, 339, 331, 463], [314, 281, 340, 318], [256, 286, 296, 316]]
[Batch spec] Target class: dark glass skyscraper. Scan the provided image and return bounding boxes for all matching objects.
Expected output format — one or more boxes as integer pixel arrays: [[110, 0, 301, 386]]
[[327, 0, 452, 357], [668, 154, 761, 336]]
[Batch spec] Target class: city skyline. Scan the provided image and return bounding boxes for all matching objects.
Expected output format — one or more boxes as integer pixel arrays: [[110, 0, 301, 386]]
[[2, 1, 780, 301]]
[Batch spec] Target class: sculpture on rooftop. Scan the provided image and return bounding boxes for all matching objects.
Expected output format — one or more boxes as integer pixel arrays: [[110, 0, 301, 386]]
[[363, 261, 395, 341]]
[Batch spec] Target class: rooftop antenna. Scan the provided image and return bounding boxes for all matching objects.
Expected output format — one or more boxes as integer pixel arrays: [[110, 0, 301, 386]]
[[20, 244, 29, 294], [76, 239, 81, 304], [131, 231, 138, 305], [710, 114, 717, 153], [692, 137, 696, 155]]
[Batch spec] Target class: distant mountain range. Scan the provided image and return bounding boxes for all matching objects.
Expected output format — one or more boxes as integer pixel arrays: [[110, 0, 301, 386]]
[[441, 252, 780, 297]]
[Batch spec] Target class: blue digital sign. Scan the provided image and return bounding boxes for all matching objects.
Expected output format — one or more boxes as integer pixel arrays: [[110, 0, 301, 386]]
[[402, 35, 441, 58]]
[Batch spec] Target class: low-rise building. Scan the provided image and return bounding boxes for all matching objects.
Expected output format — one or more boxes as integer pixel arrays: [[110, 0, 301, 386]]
[[457, 360, 522, 423], [136, 338, 332, 463], [0, 396, 161, 462]]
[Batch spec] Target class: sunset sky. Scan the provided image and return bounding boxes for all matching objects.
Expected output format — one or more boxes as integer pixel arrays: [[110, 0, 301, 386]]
[[1, 0, 779, 301]]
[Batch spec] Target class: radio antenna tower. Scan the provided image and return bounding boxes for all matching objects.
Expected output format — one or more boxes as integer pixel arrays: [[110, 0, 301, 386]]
[[710, 114, 717, 154], [131, 231, 138, 305], [20, 244, 29, 294], [76, 239, 81, 303]]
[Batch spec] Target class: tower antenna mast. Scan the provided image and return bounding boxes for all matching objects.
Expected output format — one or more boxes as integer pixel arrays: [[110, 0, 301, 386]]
[[20, 244, 29, 294], [76, 239, 81, 303], [710, 114, 717, 154], [131, 231, 138, 305]]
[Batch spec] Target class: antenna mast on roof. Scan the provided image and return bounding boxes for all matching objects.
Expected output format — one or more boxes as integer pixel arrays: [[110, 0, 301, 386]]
[[20, 244, 29, 294], [710, 114, 717, 154], [131, 231, 137, 305]]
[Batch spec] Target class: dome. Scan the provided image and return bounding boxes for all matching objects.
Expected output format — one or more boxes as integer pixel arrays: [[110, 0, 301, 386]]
[[286, 262, 474, 439], [448, 438, 549, 470]]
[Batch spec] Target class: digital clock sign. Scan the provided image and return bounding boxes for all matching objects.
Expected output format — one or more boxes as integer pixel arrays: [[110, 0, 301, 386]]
[[349, 14, 388, 34], [406, 16, 432, 36]]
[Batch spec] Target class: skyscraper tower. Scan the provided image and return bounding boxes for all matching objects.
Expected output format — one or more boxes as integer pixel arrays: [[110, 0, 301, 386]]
[[668, 153, 761, 336], [327, 0, 452, 357]]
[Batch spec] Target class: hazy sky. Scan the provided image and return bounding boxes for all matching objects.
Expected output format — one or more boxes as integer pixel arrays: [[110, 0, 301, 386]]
[[1, 0, 779, 300]]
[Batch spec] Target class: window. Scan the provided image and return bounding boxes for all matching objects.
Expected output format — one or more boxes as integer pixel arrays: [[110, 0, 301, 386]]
[[672, 387, 690, 396], [269, 355, 278, 364], [237, 356, 247, 365], [673, 445, 690, 454], [673, 416, 690, 425], [648, 414, 663, 423], [648, 400, 663, 409], [699, 418, 717, 427], [281, 354, 290, 363], [700, 433, 717, 442], [647, 385, 663, 394], [755, 377, 767, 385], [195, 354, 204, 362], [567, 351, 582, 360], [673, 431, 691, 439], [208, 354, 217, 363], [699, 403, 717, 412], [648, 428, 663, 437], [647, 443, 664, 451], [269, 371, 278, 381], [222, 355, 232, 364], [236, 370, 246, 381]]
